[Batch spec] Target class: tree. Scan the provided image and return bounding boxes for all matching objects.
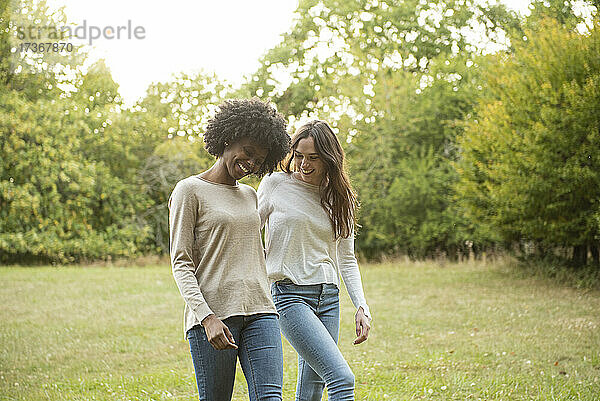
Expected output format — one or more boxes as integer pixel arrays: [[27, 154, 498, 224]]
[[0, 3, 155, 262], [456, 17, 600, 266], [2, 0, 85, 100], [343, 57, 481, 259], [247, 0, 519, 116], [0, 90, 152, 263], [140, 137, 214, 252], [527, 0, 597, 29], [242, 0, 520, 259]]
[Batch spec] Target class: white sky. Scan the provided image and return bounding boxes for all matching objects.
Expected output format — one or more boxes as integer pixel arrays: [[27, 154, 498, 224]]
[[46, 0, 531, 105]]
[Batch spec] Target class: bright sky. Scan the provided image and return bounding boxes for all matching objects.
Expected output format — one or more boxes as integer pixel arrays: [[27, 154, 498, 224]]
[[46, 0, 531, 105]]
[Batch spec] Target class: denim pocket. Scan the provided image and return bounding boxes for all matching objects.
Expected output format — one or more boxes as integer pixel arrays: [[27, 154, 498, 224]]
[[275, 279, 296, 290], [270, 282, 281, 297], [186, 325, 202, 340]]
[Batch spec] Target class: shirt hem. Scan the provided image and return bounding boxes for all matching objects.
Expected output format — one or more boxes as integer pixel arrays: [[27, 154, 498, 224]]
[[269, 274, 340, 288], [183, 308, 279, 337]]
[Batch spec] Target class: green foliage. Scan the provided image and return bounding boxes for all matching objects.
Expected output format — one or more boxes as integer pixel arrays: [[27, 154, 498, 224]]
[[347, 59, 481, 259], [384, 147, 461, 258], [139, 71, 232, 138], [0, 0, 241, 263], [0, 63, 232, 262], [0, 0, 12, 86], [2, 0, 85, 100], [527, 0, 596, 29], [0, 90, 151, 263], [140, 137, 214, 253], [248, 0, 520, 116], [456, 18, 600, 266]]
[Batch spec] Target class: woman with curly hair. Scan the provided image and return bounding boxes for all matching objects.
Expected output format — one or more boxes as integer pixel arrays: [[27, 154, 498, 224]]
[[169, 98, 291, 401], [258, 120, 371, 401]]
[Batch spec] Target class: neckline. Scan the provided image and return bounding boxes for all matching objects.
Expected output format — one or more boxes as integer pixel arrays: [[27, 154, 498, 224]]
[[195, 175, 240, 189], [290, 172, 320, 190]]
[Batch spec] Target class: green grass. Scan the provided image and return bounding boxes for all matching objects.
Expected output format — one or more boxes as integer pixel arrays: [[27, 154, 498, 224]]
[[1, 261, 599, 400]]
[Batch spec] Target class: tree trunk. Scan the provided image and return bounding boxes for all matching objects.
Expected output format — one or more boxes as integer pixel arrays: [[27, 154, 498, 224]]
[[537, 242, 548, 259], [590, 244, 599, 267], [571, 244, 587, 268]]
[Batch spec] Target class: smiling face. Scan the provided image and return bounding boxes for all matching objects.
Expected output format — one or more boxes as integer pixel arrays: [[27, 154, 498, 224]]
[[222, 137, 268, 181], [293, 136, 325, 186]]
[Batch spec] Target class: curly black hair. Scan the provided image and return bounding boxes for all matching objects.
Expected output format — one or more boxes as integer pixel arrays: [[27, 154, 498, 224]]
[[204, 98, 291, 176]]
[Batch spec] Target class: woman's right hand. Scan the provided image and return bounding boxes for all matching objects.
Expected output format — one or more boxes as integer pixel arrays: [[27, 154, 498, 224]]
[[201, 314, 238, 350], [353, 307, 371, 345]]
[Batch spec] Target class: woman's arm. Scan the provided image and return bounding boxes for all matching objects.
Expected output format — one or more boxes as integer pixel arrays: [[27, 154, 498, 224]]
[[338, 234, 372, 344], [257, 175, 274, 229], [169, 181, 237, 350], [338, 234, 371, 319], [169, 181, 214, 324]]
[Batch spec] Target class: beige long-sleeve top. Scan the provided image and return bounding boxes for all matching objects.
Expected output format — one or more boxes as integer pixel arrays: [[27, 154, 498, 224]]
[[258, 172, 371, 319], [169, 175, 277, 335]]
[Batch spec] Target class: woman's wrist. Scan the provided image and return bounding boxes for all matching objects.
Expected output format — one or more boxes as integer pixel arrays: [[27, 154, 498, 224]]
[[356, 305, 372, 321], [201, 314, 217, 327]]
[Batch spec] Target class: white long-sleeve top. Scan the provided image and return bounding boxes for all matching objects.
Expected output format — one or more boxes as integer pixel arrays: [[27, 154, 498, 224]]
[[258, 172, 371, 319]]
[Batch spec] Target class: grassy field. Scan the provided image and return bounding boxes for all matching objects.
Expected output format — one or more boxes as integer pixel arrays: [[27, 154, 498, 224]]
[[1, 261, 599, 400]]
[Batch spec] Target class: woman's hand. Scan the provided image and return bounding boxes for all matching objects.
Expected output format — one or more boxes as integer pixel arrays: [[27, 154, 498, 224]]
[[201, 314, 238, 350], [353, 307, 371, 345]]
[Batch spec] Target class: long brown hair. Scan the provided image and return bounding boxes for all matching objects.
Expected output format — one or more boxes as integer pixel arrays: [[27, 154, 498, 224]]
[[283, 120, 358, 239]]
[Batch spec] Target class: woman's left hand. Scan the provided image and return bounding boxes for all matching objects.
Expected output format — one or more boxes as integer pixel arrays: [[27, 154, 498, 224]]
[[353, 307, 371, 345]]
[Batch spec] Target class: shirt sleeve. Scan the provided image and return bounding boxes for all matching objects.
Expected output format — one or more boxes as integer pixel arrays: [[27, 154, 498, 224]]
[[169, 180, 214, 324], [257, 174, 274, 230], [337, 233, 372, 320]]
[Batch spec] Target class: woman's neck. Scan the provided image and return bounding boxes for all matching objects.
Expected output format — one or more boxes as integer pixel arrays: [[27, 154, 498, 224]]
[[200, 160, 236, 186]]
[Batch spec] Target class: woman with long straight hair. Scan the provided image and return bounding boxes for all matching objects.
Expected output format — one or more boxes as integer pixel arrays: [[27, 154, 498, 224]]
[[258, 120, 371, 401]]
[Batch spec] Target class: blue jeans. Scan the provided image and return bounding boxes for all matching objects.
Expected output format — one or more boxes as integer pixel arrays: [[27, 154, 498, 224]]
[[186, 313, 283, 401], [271, 281, 355, 401]]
